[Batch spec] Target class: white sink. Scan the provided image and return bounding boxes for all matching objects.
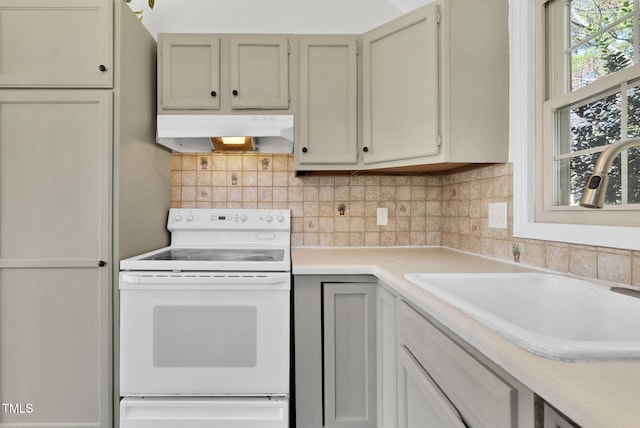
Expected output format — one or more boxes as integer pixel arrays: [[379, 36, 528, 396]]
[[403, 272, 640, 360]]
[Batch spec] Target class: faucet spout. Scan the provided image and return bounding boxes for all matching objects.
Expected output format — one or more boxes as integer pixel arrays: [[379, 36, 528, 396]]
[[579, 138, 640, 208]]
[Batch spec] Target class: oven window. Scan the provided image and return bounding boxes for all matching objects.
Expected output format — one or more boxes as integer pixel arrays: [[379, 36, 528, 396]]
[[153, 306, 257, 367]]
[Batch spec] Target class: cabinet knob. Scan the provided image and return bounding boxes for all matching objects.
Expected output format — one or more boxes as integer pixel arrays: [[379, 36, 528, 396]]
[[98, 260, 107, 267], [232, 89, 239, 96], [98, 64, 107, 72], [302, 147, 308, 153], [210, 90, 217, 97], [363, 146, 369, 152]]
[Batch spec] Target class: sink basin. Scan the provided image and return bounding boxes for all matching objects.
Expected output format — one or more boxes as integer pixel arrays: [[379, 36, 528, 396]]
[[403, 272, 640, 360]]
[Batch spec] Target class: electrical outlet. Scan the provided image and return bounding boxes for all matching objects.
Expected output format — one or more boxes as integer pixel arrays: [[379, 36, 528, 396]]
[[488, 202, 507, 229], [377, 207, 388, 226]]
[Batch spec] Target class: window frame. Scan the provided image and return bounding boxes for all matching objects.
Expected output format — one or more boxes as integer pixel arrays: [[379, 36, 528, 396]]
[[512, 0, 640, 251]]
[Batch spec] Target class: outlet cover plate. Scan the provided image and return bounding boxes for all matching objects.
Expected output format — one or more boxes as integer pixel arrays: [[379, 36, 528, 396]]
[[488, 202, 507, 229], [377, 207, 388, 226]]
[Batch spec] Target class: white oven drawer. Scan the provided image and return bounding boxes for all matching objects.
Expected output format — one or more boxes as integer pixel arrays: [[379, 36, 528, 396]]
[[120, 397, 288, 428], [119, 272, 290, 396]]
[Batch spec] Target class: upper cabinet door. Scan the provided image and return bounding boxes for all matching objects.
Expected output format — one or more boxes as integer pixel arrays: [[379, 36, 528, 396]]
[[229, 35, 289, 109], [160, 35, 221, 110], [362, 4, 440, 165], [296, 36, 359, 167], [0, 0, 113, 88]]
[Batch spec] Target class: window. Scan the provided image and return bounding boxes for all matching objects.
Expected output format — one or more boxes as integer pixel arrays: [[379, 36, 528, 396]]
[[538, 0, 640, 226], [511, 0, 640, 250]]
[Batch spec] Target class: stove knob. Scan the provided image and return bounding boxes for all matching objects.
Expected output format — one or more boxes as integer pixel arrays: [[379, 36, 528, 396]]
[[187, 214, 194, 222], [240, 215, 248, 222], [175, 215, 183, 222], [277, 215, 285, 222], [265, 215, 273, 222]]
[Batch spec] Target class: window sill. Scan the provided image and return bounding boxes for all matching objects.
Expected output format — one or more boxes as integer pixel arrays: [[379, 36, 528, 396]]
[[513, 220, 640, 251]]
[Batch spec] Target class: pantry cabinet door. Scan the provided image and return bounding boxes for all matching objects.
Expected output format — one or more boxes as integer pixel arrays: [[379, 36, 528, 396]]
[[0, 0, 113, 87], [362, 4, 440, 165], [159, 34, 221, 110], [0, 90, 111, 428], [230, 35, 289, 109]]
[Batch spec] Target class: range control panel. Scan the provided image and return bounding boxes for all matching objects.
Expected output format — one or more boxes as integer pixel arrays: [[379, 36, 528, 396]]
[[167, 208, 291, 231]]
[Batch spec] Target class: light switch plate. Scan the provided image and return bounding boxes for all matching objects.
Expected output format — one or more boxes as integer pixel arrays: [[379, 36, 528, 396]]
[[377, 207, 388, 226], [488, 202, 507, 229]]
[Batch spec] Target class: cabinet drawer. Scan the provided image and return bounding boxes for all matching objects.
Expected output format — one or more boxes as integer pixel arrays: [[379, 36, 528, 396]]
[[398, 300, 516, 428]]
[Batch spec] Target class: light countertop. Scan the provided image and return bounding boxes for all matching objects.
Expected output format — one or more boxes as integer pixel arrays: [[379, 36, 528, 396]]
[[292, 246, 640, 428]]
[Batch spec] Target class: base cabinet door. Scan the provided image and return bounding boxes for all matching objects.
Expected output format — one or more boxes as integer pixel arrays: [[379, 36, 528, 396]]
[[376, 285, 397, 428], [323, 283, 377, 428], [397, 346, 467, 428], [0, 0, 113, 87], [398, 300, 517, 428]]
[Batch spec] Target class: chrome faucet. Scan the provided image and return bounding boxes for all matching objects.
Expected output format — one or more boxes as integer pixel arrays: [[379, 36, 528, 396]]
[[579, 137, 640, 208]]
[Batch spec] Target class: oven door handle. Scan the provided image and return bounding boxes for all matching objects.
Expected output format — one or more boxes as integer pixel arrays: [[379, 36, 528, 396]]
[[119, 272, 291, 290]]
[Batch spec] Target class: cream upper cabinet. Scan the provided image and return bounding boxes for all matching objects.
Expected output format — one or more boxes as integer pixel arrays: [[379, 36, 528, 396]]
[[0, 0, 113, 87], [362, 5, 440, 167], [159, 33, 290, 112], [361, 0, 509, 171], [229, 35, 290, 109], [296, 36, 359, 169], [159, 35, 221, 110]]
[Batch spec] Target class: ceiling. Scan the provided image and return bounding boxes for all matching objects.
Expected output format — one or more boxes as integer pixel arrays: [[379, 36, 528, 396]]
[[127, 0, 433, 38]]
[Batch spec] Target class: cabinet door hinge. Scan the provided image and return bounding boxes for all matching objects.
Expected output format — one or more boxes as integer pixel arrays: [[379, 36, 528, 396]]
[[437, 134, 443, 150], [436, 8, 441, 24], [356, 40, 360, 56], [287, 39, 291, 55]]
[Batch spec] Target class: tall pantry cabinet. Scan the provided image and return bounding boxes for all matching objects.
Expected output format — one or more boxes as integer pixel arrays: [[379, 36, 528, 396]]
[[0, 1, 171, 427]]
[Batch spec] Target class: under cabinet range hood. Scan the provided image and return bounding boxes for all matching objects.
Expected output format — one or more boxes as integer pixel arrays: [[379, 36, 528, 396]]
[[156, 115, 294, 153]]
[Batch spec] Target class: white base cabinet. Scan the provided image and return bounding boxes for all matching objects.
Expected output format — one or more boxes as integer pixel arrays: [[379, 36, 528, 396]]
[[294, 276, 536, 428], [293, 275, 378, 428], [397, 299, 519, 428]]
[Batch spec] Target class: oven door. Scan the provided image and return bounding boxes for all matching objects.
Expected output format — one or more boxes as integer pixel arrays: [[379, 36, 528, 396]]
[[119, 272, 290, 396]]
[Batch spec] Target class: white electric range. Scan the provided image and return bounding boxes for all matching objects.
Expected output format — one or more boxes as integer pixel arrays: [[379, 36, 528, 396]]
[[119, 208, 291, 428]]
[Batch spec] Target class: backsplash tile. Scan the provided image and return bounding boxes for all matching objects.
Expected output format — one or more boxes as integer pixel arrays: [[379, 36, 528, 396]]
[[171, 153, 442, 247], [441, 163, 640, 288], [171, 153, 640, 287]]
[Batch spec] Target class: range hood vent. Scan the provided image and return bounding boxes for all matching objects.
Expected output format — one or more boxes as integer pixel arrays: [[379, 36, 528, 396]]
[[156, 114, 294, 153]]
